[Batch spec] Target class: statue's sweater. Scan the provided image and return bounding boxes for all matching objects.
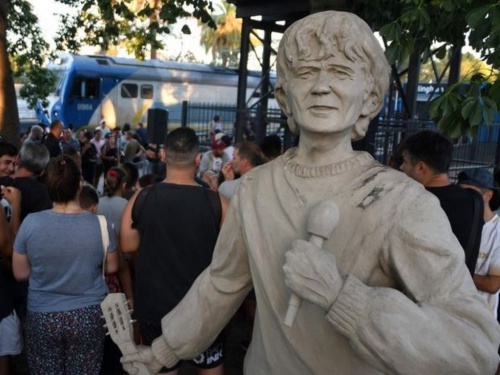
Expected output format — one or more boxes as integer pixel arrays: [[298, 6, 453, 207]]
[[152, 149, 500, 374]]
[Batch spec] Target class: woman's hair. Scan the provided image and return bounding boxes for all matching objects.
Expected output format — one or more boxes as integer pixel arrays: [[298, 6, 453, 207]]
[[83, 131, 93, 141], [105, 167, 127, 197], [45, 155, 82, 203], [123, 162, 139, 190]]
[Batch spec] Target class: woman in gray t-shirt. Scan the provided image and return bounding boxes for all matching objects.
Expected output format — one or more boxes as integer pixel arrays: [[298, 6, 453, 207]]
[[13, 155, 118, 375]]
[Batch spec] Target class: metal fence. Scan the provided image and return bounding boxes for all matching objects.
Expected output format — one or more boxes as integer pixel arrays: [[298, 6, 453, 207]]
[[181, 101, 285, 150], [181, 101, 500, 174], [372, 119, 500, 179]]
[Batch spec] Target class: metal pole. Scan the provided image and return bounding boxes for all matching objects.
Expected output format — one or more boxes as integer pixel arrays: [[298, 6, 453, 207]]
[[257, 26, 272, 142], [235, 17, 250, 143]]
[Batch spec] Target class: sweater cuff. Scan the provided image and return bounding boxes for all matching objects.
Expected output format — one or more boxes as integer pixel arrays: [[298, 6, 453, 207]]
[[151, 336, 180, 369], [326, 274, 370, 338]]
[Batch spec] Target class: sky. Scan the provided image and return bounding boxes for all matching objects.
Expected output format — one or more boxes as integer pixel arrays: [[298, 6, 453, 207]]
[[28, 0, 73, 44]]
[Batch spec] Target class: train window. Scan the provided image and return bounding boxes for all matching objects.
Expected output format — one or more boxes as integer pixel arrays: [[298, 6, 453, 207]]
[[121, 83, 138, 98], [70, 77, 99, 99], [141, 84, 153, 99]]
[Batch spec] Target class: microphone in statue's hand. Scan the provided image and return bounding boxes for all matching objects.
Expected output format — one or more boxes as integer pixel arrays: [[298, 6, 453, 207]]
[[284, 200, 340, 327]]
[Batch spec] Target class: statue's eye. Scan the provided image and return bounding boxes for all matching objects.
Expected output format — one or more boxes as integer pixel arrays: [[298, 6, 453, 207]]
[[296, 68, 317, 79]]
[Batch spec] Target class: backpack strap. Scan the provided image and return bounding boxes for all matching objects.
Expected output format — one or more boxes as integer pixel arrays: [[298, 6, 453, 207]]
[[464, 189, 483, 275], [204, 188, 222, 233]]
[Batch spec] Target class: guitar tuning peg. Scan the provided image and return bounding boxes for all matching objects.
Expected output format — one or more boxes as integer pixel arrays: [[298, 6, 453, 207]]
[[127, 309, 134, 314], [103, 324, 108, 328], [130, 319, 137, 324], [105, 332, 110, 336], [100, 315, 105, 319]]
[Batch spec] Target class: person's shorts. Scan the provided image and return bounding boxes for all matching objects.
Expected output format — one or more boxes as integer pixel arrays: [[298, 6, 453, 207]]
[[139, 320, 224, 372], [0, 310, 22, 356]]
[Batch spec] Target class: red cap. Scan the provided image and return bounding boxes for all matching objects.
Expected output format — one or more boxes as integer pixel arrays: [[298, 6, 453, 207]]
[[211, 140, 225, 150]]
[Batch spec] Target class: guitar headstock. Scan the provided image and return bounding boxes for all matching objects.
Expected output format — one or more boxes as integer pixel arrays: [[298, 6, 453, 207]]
[[101, 293, 154, 375], [101, 293, 134, 348]]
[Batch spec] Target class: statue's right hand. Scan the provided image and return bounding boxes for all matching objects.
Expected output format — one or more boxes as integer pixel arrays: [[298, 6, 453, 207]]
[[120, 345, 163, 374]]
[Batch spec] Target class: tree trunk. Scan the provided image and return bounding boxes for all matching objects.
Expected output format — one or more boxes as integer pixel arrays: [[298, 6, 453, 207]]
[[0, 0, 20, 146]]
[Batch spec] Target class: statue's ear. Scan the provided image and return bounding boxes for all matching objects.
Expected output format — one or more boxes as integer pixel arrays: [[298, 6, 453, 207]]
[[361, 93, 381, 118], [275, 86, 291, 116]]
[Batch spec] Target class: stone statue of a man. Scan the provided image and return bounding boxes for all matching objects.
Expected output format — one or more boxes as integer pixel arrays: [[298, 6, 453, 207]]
[[123, 11, 500, 374]]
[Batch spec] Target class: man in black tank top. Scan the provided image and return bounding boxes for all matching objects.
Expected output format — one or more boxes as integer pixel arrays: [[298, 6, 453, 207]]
[[121, 127, 228, 375]]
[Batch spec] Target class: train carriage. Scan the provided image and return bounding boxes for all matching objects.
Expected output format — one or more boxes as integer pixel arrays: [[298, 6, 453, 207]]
[[39, 54, 274, 130]]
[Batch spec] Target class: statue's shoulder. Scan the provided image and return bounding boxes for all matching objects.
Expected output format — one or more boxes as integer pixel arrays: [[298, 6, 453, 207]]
[[356, 159, 432, 198]]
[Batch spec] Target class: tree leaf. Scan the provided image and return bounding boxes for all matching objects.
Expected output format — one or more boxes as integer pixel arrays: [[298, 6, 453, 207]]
[[379, 22, 400, 41], [466, 4, 493, 28], [469, 99, 483, 126], [384, 43, 401, 66], [435, 45, 447, 60]]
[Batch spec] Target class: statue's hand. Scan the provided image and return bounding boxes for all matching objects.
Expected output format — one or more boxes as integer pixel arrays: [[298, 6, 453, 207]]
[[283, 239, 343, 311], [120, 345, 163, 374]]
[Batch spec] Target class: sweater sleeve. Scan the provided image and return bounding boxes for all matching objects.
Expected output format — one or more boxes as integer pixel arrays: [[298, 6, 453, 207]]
[[151, 189, 253, 367], [326, 192, 500, 374]]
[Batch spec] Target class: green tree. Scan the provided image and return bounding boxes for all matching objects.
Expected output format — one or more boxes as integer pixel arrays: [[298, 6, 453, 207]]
[[0, 0, 56, 145], [200, 1, 241, 67], [348, 0, 500, 137], [54, 0, 215, 60]]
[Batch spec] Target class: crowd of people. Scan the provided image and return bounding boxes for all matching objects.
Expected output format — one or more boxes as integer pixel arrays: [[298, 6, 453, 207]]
[[0, 117, 284, 375]]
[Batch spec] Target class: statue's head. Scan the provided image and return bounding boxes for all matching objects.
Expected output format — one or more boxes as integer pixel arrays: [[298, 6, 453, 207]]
[[275, 11, 390, 140]]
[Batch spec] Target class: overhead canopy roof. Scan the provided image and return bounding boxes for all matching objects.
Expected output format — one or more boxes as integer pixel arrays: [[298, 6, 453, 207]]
[[227, 0, 309, 21], [227, 0, 349, 23]]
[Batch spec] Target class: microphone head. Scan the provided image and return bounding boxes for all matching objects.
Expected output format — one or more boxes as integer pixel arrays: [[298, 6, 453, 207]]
[[307, 200, 340, 240]]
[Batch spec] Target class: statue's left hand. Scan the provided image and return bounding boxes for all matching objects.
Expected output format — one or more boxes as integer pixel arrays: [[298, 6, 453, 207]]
[[283, 239, 344, 311]]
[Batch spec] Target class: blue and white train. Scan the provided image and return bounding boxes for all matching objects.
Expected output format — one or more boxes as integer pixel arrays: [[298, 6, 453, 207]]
[[37, 54, 275, 130]]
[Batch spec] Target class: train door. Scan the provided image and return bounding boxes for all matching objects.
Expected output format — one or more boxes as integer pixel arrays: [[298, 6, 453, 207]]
[[101, 77, 119, 127]]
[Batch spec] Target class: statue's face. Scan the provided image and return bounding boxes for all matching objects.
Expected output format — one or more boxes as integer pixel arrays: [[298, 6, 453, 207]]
[[284, 51, 368, 135]]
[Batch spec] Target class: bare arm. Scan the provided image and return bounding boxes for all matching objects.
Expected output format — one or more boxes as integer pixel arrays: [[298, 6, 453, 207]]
[[12, 252, 30, 281], [105, 246, 119, 274], [120, 190, 141, 253], [117, 239, 134, 309], [473, 274, 500, 294]]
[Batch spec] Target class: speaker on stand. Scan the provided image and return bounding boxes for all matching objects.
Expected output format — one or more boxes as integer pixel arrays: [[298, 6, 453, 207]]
[[147, 108, 169, 145]]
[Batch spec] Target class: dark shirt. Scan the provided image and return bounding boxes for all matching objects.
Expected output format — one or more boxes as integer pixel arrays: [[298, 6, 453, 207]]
[[0, 176, 52, 222], [61, 139, 81, 153], [426, 184, 483, 275], [133, 183, 221, 322], [43, 133, 62, 158]]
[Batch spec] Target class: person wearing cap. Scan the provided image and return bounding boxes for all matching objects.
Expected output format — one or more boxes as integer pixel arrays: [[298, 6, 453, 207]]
[[199, 139, 230, 176], [458, 168, 500, 318]]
